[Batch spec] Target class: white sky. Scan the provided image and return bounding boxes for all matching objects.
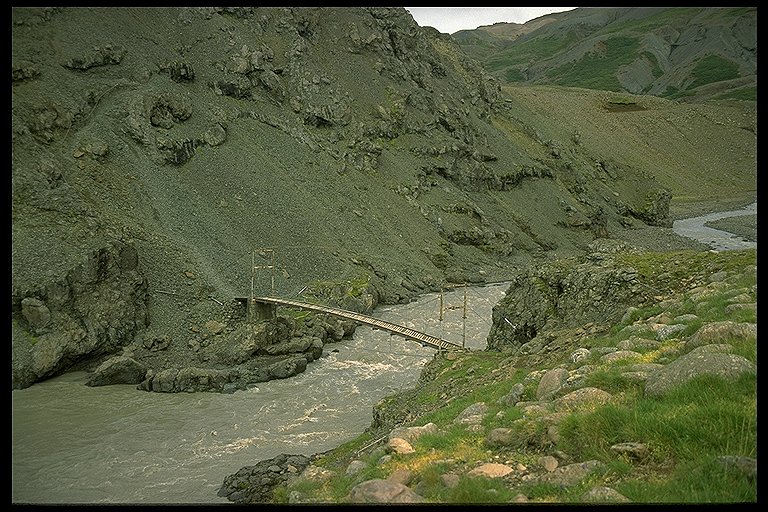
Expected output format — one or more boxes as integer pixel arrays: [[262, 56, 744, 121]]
[[405, 7, 578, 34]]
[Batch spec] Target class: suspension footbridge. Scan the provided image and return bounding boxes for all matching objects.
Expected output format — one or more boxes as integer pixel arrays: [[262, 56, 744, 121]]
[[250, 296, 466, 352]]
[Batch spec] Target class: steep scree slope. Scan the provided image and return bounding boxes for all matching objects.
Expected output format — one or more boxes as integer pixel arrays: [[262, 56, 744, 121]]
[[11, 7, 749, 388]]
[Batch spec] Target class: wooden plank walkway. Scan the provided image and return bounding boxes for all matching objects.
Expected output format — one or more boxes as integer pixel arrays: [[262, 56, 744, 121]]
[[253, 296, 465, 351]]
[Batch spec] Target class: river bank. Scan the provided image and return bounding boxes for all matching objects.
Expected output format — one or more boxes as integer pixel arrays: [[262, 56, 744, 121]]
[[672, 201, 756, 251], [12, 200, 756, 504], [608, 195, 757, 254], [668, 194, 757, 220], [11, 282, 508, 504], [705, 215, 757, 243], [246, 248, 757, 504]]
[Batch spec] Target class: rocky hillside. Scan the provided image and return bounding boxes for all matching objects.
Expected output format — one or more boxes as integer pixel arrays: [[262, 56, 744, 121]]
[[11, 7, 755, 390], [218, 247, 757, 504], [455, 7, 757, 102]]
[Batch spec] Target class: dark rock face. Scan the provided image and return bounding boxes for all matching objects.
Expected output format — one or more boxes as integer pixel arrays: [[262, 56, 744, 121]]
[[486, 245, 642, 352], [20, 297, 51, 331], [127, 314, 356, 393], [218, 453, 311, 504], [12, 241, 149, 390], [627, 188, 672, 227], [137, 366, 238, 393], [62, 44, 125, 71]]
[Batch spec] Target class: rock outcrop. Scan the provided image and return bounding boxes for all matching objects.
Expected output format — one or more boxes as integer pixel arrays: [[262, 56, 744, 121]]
[[486, 241, 643, 352], [12, 241, 149, 389]]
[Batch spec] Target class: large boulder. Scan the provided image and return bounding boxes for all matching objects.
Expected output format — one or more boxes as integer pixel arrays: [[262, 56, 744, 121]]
[[346, 479, 425, 503], [685, 321, 757, 350], [218, 454, 311, 504], [628, 188, 672, 227], [137, 366, 239, 393], [20, 297, 51, 331], [644, 345, 756, 397], [12, 242, 149, 389], [266, 356, 309, 379], [86, 355, 147, 386]]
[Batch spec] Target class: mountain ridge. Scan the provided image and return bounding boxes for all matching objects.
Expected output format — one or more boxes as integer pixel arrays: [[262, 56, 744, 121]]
[[454, 7, 756, 102]]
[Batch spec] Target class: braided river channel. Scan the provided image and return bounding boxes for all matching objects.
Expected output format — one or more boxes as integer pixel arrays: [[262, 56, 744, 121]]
[[672, 201, 757, 251], [12, 282, 508, 504]]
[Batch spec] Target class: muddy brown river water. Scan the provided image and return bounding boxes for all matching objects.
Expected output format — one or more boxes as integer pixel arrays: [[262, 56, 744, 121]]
[[13, 203, 757, 504], [12, 283, 508, 504]]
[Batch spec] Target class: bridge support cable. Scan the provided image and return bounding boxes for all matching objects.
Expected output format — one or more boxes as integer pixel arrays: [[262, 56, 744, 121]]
[[253, 296, 465, 352], [462, 283, 467, 348]]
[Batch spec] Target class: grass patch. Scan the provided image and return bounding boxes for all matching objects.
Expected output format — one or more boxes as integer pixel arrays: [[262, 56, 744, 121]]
[[501, 67, 525, 82], [415, 424, 475, 450], [622, 303, 662, 326], [304, 273, 372, 300], [520, 462, 629, 503], [414, 427, 487, 462], [728, 335, 757, 364], [617, 456, 756, 502], [408, 352, 521, 417], [662, 85, 696, 99], [12, 318, 40, 345], [614, 249, 756, 293], [594, 7, 702, 35], [485, 33, 579, 70], [558, 372, 756, 464], [695, 290, 756, 324], [640, 51, 663, 78], [676, 317, 704, 338], [711, 87, 756, 101], [279, 308, 313, 325], [313, 431, 380, 470], [689, 55, 740, 90], [580, 366, 644, 395], [548, 36, 640, 92], [445, 475, 517, 503]]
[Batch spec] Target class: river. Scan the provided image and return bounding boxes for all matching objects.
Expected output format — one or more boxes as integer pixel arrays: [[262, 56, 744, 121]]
[[11, 282, 509, 504], [13, 203, 757, 504], [672, 202, 757, 251]]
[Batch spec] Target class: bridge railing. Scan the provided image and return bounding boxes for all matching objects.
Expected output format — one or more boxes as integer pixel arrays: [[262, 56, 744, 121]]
[[251, 296, 466, 352]]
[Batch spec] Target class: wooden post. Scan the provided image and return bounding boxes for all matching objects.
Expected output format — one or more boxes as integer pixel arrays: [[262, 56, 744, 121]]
[[249, 248, 277, 323], [250, 251, 255, 310], [270, 249, 275, 296], [462, 283, 467, 348]]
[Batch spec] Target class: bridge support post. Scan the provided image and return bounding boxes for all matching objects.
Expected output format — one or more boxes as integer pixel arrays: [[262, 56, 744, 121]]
[[248, 300, 276, 323]]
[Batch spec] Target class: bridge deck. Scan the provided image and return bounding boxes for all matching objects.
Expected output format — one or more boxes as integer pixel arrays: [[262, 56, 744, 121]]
[[252, 296, 465, 351]]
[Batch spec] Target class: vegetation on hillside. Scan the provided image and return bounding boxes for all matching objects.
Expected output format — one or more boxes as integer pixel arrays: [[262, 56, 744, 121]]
[[688, 55, 741, 90], [548, 36, 640, 92], [265, 249, 756, 504], [455, 7, 756, 102]]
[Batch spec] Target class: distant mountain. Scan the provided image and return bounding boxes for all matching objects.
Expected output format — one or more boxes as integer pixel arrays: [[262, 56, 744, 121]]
[[453, 7, 756, 102], [452, 13, 562, 60]]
